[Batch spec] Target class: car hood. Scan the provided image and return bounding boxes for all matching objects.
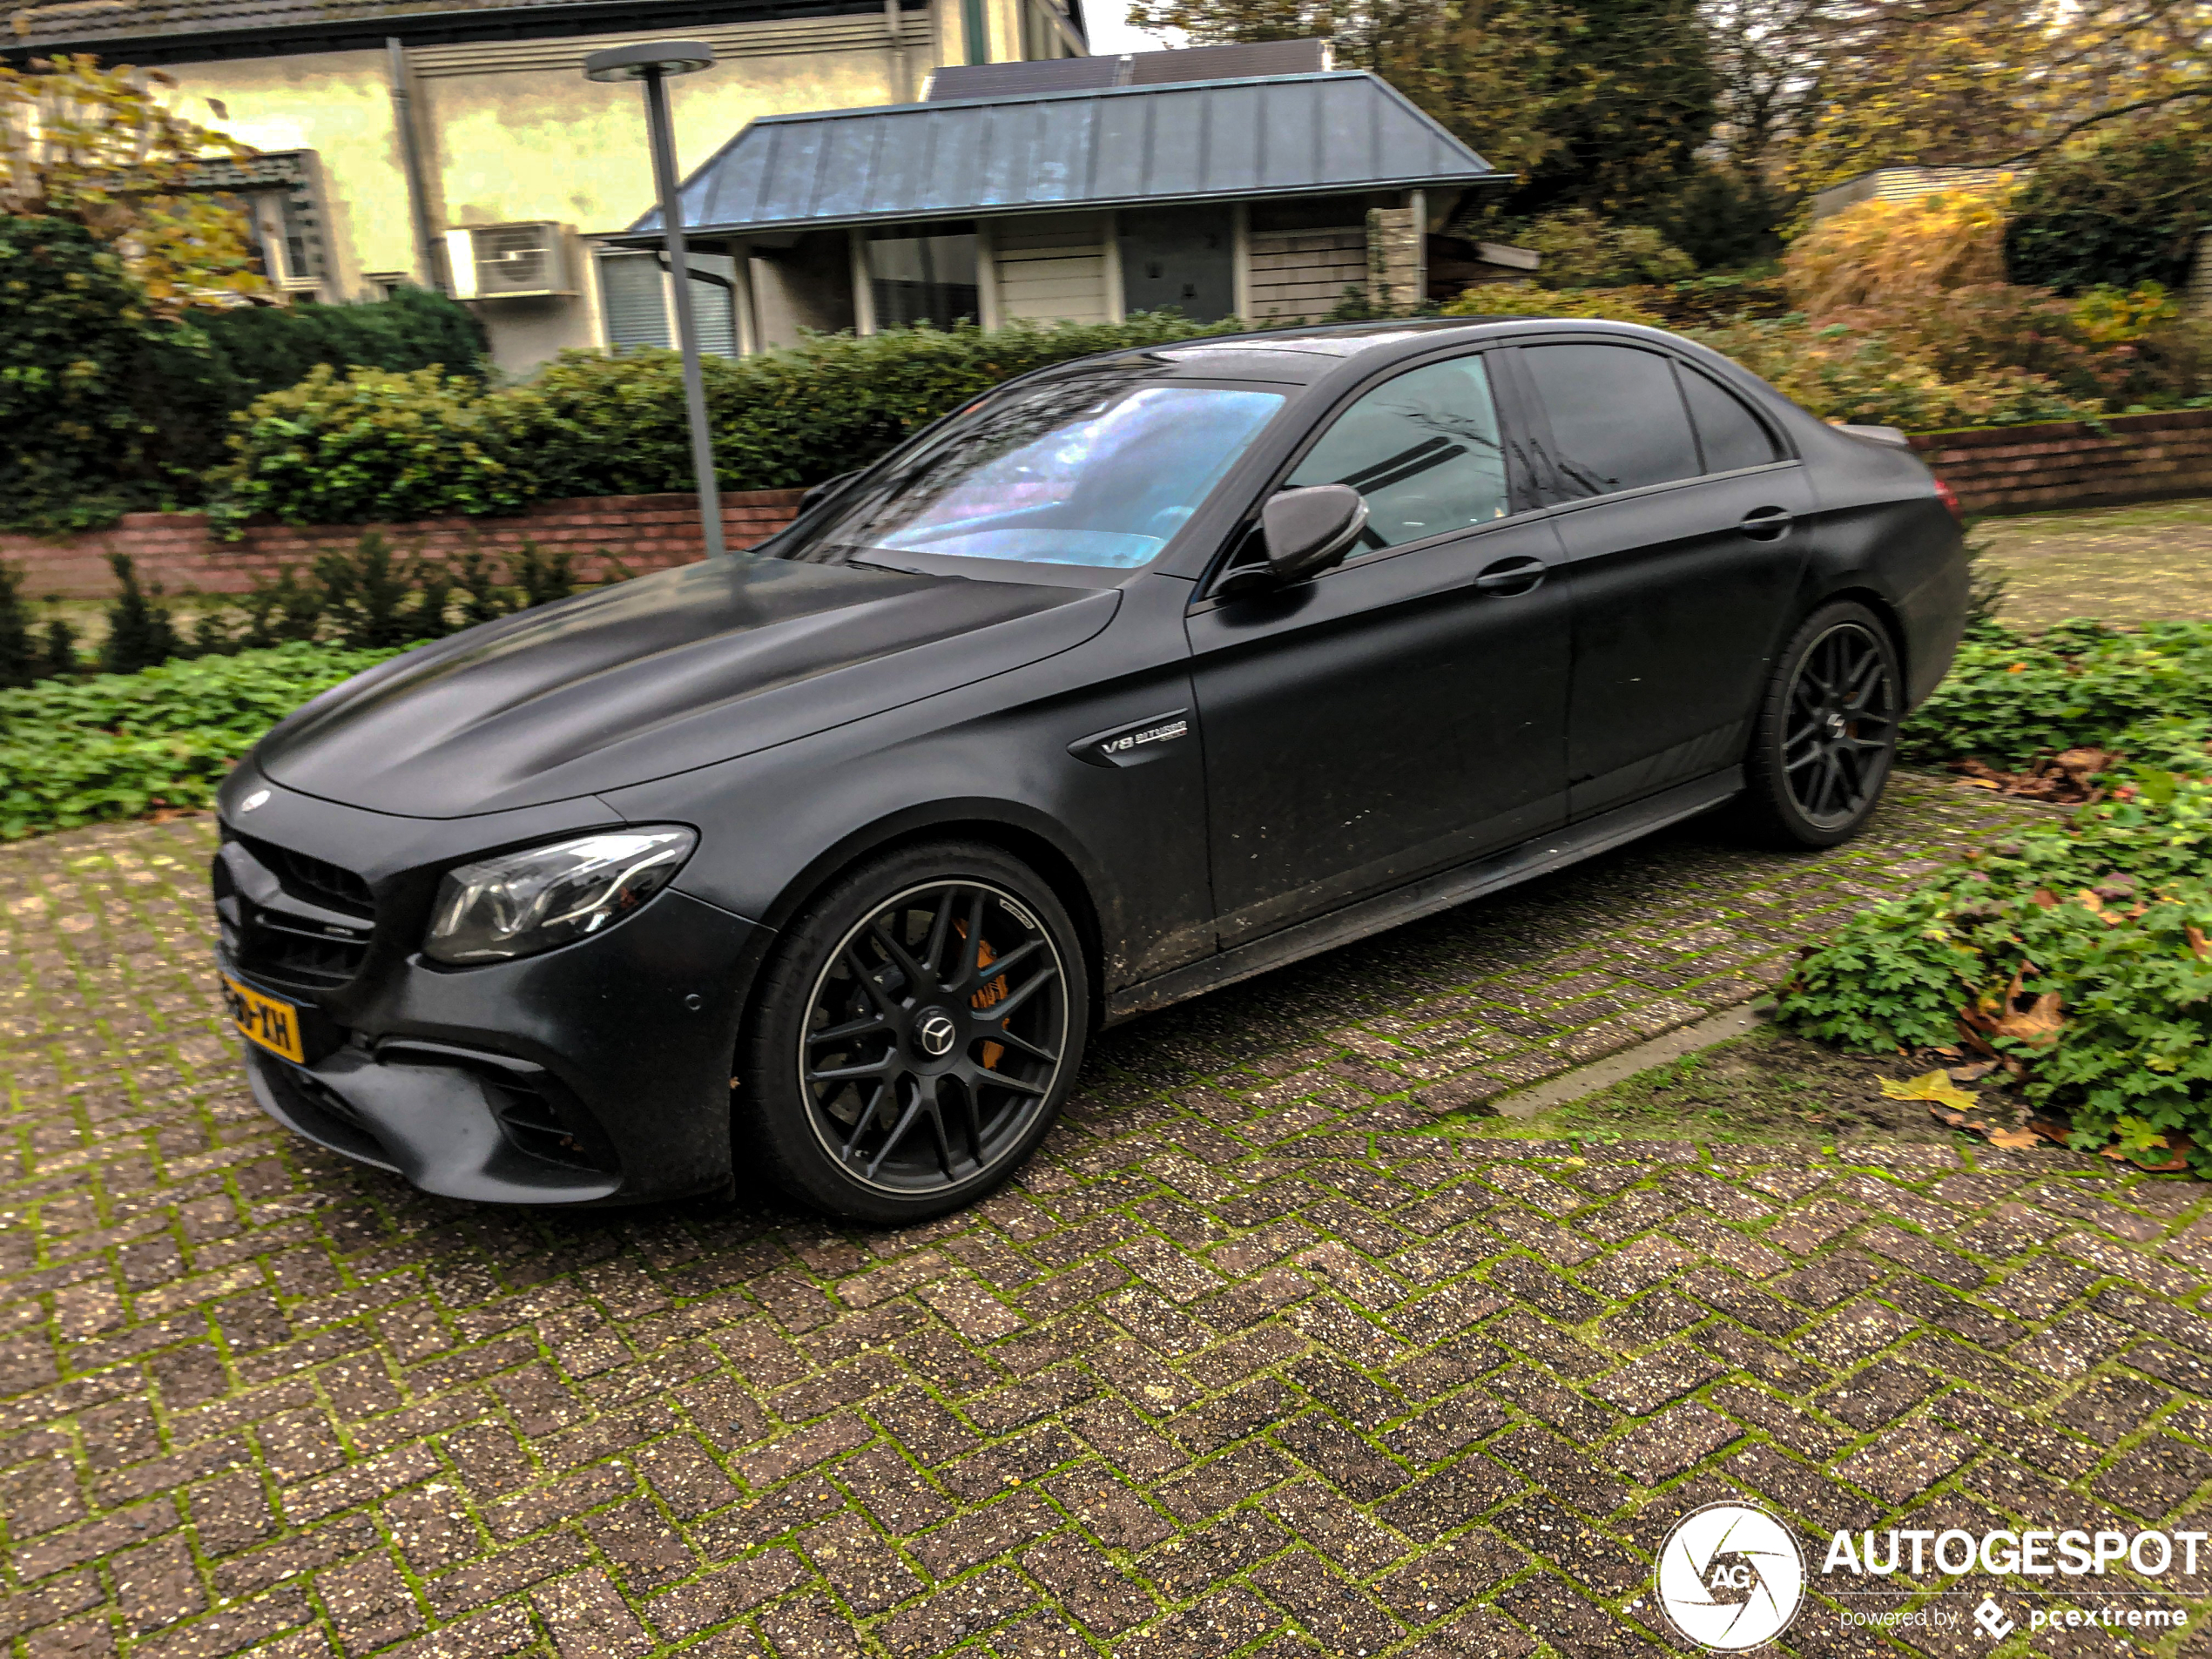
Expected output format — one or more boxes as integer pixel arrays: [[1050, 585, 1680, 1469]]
[[257, 555, 1119, 819]]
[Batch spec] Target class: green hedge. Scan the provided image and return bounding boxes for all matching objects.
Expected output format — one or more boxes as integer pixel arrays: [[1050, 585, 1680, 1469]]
[[186, 286, 486, 408], [0, 643, 402, 838], [0, 216, 487, 533], [2005, 128, 2212, 295], [212, 313, 1241, 529]]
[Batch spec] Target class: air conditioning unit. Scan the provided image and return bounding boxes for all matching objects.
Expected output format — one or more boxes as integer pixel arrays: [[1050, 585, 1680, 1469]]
[[444, 223, 576, 300]]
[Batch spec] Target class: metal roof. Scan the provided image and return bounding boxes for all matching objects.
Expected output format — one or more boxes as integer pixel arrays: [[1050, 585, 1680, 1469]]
[[624, 70, 1498, 240]]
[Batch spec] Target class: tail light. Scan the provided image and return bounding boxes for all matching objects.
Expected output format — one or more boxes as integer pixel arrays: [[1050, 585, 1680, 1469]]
[[1933, 478, 1963, 521]]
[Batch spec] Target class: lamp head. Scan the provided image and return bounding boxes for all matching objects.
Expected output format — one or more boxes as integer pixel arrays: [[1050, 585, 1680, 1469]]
[[583, 39, 716, 81]]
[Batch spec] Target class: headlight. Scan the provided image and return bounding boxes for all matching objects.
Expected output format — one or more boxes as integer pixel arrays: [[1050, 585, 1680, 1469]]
[[424, 826, 698, 965]]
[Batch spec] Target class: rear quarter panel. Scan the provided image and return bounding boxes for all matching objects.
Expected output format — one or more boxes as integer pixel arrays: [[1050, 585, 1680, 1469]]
[[1789, 424, 1970, 706]]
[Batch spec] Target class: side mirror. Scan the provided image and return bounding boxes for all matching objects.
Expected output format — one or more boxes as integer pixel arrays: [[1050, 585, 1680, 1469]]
[[798, 469, 862, 517], [1260, 485, 1368, 583]]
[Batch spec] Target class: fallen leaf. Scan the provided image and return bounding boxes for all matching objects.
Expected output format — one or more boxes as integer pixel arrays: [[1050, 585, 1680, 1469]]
[[2134, 1135, 2195, 1173], [2032, 889, 2059, 908], [1947, 1061, 2000, 1083], [2025, 1114, 2073, 1145], [1881, 1069, 1982, 1110], [2189, 925, 2209, 963], [1985, 1126, 2040, 1150], [1993, 991, 2065, 1046], [1962, 965, 2066, 1049]]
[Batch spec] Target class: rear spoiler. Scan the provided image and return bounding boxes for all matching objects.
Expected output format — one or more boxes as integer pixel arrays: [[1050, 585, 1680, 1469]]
[[1836, 422, 1912, 450]]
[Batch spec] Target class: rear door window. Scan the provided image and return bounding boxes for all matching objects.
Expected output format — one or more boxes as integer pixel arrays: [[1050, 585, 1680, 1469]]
[[1680, 367, 1783, 474], [1285, 355, 1511, 549], [1520, 343, 1698, 499]]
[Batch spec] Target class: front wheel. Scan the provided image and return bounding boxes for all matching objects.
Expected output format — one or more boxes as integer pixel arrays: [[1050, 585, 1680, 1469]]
[[1742, 601, 1901, 847], [738, 841, 1089, 1224]]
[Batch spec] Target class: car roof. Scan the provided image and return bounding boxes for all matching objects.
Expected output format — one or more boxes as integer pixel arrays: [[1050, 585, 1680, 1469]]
[[1062, 314, 1701, 388]]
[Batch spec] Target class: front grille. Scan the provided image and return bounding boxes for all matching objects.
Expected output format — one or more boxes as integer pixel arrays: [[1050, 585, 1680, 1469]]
[[237, 832, 374, 915], [214, 829, 376, 995]]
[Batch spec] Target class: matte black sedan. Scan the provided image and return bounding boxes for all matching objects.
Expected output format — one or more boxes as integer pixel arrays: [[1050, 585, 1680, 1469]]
[[212, 318, 1967, 1223]]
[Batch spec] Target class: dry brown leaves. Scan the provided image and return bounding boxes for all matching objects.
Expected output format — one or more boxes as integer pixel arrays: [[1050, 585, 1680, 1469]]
[[1951, 748, 2115, 803]]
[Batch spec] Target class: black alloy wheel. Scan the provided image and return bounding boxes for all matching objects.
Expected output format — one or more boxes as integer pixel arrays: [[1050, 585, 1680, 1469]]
[[742, 842, 1087, 1223], [1744, 600, 1901, 847]]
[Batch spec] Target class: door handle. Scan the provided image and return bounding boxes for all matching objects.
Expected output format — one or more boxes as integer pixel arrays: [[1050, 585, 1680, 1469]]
[[1740, 505, 1794, 541], [1473, 556, 1546, 596]]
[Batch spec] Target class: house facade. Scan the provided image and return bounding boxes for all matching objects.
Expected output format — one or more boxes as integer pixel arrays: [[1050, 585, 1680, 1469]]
[[608, 42, 1503, 353], [1808, 165, 2018, 220], [9, 0, 1082, 371]]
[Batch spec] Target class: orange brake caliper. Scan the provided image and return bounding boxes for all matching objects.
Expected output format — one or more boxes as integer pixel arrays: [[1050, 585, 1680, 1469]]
[[961, 926, 1008, 1069]]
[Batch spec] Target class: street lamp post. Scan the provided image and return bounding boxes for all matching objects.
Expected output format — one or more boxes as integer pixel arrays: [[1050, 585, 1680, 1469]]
[[584, 39, 726, 559]]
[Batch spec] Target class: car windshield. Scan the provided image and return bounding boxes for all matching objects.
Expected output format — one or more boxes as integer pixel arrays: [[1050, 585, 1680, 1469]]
[[780, 371, 1286, 571]]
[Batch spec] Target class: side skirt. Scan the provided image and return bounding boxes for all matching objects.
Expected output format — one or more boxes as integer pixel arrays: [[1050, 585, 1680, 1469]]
[[1102, 767, 1743, 1025]]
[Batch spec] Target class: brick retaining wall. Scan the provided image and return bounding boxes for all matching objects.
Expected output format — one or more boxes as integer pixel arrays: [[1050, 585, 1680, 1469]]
[[7, 408, 2210, 599], [1, 489, 810, 601], [1906, 408, 2212, 516]]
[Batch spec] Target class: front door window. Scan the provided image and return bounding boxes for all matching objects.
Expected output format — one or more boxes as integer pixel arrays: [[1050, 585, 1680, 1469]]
[[1285, 355, 1512, 549]]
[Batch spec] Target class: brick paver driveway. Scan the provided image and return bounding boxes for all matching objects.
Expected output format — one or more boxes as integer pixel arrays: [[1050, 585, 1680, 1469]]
[[5, 781, 2209, 1658]]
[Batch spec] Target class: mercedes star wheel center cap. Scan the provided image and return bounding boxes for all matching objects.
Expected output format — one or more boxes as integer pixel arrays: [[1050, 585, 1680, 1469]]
[[916, 1012, 958, 1057]]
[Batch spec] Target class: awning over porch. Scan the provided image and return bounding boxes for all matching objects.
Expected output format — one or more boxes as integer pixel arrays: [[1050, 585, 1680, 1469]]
[[619, 69, 1500, 242]]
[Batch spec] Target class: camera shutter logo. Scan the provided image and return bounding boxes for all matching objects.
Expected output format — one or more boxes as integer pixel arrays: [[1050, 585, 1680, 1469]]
[[1656, 1501, 1806, 1650]]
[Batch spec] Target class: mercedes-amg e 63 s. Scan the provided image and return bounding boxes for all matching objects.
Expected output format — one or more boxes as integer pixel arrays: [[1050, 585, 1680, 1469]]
[[212, 318, 1968, 1223]]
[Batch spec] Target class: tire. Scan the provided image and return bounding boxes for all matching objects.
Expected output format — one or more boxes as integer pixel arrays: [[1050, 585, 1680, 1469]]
[[738, 840, 1089, 1224], [1741, 601, 1902, 848]]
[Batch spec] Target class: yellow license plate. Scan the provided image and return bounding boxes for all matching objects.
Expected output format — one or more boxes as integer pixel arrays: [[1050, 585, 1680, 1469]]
[[223, 974, 306, 1064]]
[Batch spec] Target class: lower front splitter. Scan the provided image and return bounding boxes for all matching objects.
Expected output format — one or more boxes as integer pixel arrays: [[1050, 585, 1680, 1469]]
[[242, 1042, 621, 1204]]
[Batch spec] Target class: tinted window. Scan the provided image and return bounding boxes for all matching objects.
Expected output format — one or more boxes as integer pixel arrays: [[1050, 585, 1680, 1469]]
[[1286, 356, 1510, 548], [785, 374, 1284, 570], [1521, 344, 1698, 498], [1681, 367, 1782, 473]]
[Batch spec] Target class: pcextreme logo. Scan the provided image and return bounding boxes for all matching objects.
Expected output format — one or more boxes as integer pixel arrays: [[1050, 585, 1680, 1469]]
[[1655, 1502, 1807, 1651]]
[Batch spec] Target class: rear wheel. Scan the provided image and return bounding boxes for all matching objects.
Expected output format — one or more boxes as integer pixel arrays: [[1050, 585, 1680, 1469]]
[[1743, 601, 1901, 847], [738, 841, 1088, 1224]]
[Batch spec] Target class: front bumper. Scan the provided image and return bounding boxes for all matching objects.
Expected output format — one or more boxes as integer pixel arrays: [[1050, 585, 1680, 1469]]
[[219, 806, 765, 1207], [243, 1038, 625, 1203]]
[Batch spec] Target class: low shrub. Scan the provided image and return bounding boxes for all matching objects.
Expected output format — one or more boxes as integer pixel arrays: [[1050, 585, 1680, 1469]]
[[1898, 619, 2212, 775], [1440, 283, 1669, 327], [1685, 314, 2100, 429], [1514, 208, 1697, 289], [208, 365, 531, 532], [0, 642, 401, 838], [1774, 775, 2212, 1170], [100, 554, 185, 675]]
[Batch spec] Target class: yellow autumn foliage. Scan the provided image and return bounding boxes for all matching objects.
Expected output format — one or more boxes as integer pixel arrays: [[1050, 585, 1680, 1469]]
[[1783, 186, 2016, 317]]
